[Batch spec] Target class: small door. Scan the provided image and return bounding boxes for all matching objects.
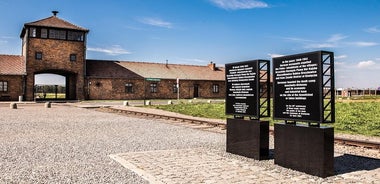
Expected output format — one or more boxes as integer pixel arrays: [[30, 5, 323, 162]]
[[193, 84, 199, 98]]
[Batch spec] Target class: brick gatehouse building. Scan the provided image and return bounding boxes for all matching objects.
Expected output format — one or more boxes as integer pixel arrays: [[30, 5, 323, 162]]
[[0, 12, 226, 101]]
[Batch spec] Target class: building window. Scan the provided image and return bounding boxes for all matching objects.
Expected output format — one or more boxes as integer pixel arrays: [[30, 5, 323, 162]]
[[70, 54, 77, 62], [173, 84, 178, 93], [29, 27, 37, 37], [41, 28, 48, 38], [35, 52, 42, 60], [49, 29, 66, 40], [212, 84, 219, 93], [125, 83, 133, 93], [68, 31, 84, 41], [0, 81, 8, 92], [150, 83, 157, 93]]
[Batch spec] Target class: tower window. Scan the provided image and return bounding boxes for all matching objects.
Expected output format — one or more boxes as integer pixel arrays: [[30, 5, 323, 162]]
[[49, 29, 66, 40], [41, 28, 48, 38], [35, 52, 43, 60], [68, 31, 84, 41], [26, 27, 85, 41], [70, 54, 77, 62], [29, 27, 37, 37]]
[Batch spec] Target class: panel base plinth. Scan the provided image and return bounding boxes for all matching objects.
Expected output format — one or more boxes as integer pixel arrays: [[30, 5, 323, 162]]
[[226, 118, 269, 160], [274, 123, 334, 178]]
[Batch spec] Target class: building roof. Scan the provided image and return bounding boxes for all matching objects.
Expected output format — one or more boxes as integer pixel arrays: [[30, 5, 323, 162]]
[[20, 15, 88, 38], [86, 60, 225, 81], [0, 55, 26, 75], [24, 15, 88, 31]]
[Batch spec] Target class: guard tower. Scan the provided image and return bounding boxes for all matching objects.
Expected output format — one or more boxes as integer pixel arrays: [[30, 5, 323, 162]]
[[20, 11, 89, 100]]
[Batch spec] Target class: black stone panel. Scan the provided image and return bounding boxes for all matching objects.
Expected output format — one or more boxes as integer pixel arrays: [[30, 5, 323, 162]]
[[274, 123, 334, 178], [226, 118, 269, 160]]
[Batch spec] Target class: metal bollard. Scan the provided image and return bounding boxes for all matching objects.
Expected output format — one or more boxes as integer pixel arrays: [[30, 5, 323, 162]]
[[123, 101, 129, 106], [10, 103, 17, 109], [45, 102, 51, 108]]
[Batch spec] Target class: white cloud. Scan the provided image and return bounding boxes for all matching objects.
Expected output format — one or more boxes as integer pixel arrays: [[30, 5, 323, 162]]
[[281, 37, 314, 42], [123, 25, 144, 31], [334, 55, 347, 59], [357, 60, 375, 69], [209, 0, 268, 10], [268, 53, 284, 58], [365, 26, 380, 33], [87, 45, 131, 56], [327, 34, 347, 42], [304, 34, 347, 48], [185, 58, 209, 63], [348, 42, 379, 47], [175, 57, 210, 64], [0, 36, 15, 44], [302, 34, 378, 48], [304, 43, 336, 49], [139, 17, 172, 28], [335, 61, 345, 65], [1, 36, 15, 39]]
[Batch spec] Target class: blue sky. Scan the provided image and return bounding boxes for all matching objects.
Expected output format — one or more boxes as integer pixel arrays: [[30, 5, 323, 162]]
[[0, 0, 380, 88]]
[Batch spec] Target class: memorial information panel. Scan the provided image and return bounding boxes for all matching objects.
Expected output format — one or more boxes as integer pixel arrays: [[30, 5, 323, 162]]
[[226, 61, 258, 116], [273, 52, 321, 122]]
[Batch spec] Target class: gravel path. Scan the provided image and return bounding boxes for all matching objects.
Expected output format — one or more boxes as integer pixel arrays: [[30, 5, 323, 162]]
[[0, 104, 224, 183]]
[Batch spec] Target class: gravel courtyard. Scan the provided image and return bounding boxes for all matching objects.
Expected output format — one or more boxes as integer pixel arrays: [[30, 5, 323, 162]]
[[0, 104, 225, 183], [1, 103, 379, 183]]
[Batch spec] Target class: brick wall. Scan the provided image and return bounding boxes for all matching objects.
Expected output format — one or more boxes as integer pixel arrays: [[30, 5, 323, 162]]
[[24, 38, 85, 100], [86, 78, 226, 100], [0, 75, 24, 101]]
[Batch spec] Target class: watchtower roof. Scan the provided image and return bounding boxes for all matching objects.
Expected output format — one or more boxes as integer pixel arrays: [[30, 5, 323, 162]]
[[20, 12, 88, 38], [24, 15, 88, 31]]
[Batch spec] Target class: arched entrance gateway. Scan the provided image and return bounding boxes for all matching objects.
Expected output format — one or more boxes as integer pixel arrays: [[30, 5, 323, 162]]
[[34, 71, 78, 100], [21, 11, 89, 101]]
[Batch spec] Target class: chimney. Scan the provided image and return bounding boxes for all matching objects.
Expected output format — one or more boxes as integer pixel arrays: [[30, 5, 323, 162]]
[[208, 61, 216, 71], [52, 11, 59, 17]]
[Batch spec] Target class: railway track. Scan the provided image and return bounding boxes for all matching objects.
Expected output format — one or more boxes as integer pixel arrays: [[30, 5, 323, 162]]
[[102, 107, 380, 150], [333, 137, 379, 150]]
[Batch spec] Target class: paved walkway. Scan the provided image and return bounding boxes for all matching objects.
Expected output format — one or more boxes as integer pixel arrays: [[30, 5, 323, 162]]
[[110, 148, 380, 184], [111, 149, 269, 184], [104, 105, 380, 183]]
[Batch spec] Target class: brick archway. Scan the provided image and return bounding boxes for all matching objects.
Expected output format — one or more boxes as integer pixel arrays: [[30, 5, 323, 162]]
[[30, 70, 79, 101]]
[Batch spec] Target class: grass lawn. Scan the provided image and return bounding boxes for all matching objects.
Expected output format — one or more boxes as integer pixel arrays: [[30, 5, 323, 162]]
[[35, 93, 66, 99], [334, 101, 380, 136], [150, 100, 380, 137]]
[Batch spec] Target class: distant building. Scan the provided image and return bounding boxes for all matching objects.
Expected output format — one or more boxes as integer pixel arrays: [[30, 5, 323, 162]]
[[0, 12, 225, 101], [86, 60, 225, 100]]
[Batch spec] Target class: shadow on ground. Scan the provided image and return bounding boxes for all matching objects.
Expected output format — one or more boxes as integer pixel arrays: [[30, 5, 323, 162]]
[[334, 154, 380, 175]]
